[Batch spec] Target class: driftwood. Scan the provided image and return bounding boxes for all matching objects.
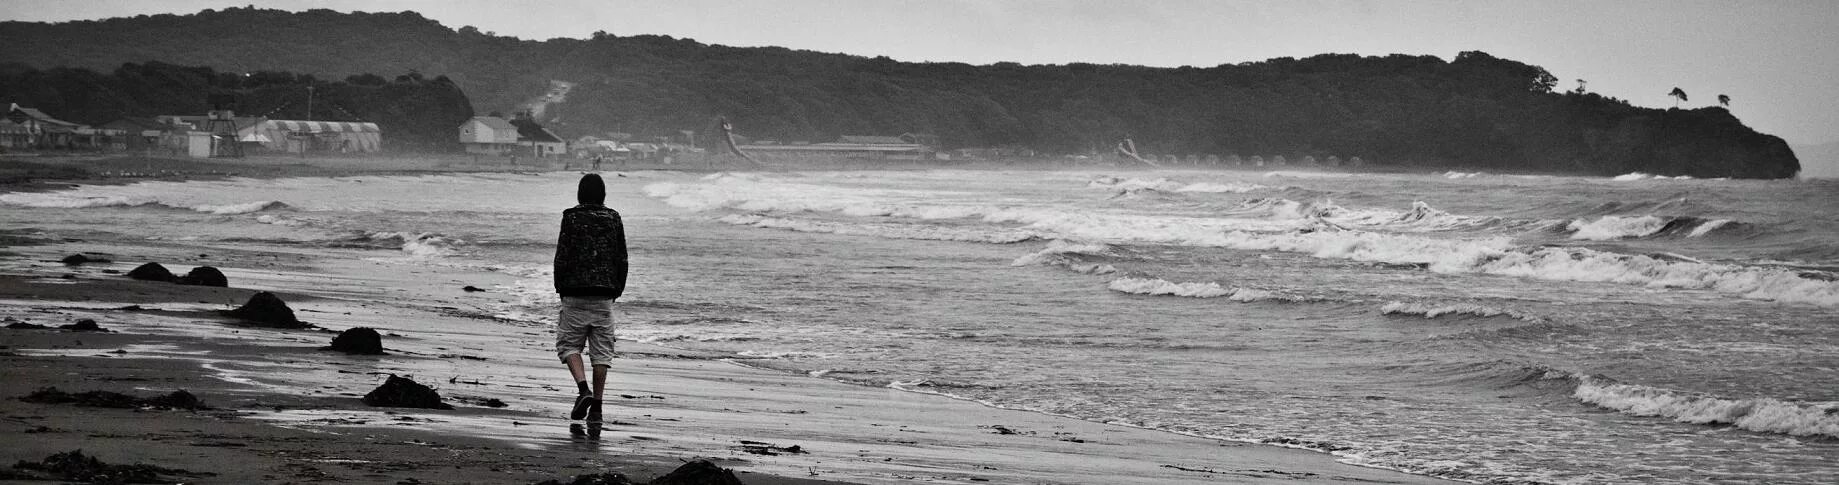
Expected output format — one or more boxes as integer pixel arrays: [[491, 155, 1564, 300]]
[[1115, 138, 1159, 167], [716, 116, 768, 168]]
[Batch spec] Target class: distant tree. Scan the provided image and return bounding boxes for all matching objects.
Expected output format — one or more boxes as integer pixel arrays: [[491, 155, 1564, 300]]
[[1668, 87, 1688, 107], [1717, 94, 1730, 107], [1573, 79, 1588, 94]]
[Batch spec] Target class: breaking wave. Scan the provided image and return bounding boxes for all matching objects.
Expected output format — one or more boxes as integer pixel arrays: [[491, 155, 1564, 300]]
[[1087, 175, 1268, 194], [1379, 301, 1542, 322], [1574, 377, 1839, 438], [1107, 277, 1297, 302], [1566, 215, 1745, 240], [360, 231, 465, 259], [1010, 240, 1120, 275], [717, 214, 1038, 244], [1612, 172, 1694, 181], [0, 192, 290, 215]]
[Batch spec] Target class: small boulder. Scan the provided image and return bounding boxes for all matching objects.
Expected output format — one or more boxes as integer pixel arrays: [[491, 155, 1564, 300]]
[[127, 262, 178, 282], [7, 321, 51, 330], [532, 473, 635, 485], [59, 319, 105, 332], [61, 254, 110, 265], [325, 327, 385, 355], [176, 266, 228, 287], [221, 292, 307, 328], [462, 285, 486, 292], [648, 460, 745, 485], [362, 375, 453, 410]]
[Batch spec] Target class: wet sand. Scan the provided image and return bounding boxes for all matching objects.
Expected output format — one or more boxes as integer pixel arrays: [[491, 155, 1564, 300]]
[[0, 158, 1455, 484]]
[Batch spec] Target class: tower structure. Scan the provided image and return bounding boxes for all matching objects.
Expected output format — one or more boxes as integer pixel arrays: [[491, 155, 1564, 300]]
[[206, 94, 243, 158]]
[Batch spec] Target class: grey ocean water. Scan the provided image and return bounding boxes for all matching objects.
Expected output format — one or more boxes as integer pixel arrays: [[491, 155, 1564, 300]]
[[4, 169, 1836, 483]]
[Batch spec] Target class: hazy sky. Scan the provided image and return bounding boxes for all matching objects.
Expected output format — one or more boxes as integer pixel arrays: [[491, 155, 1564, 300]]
[[7, 0, 1837, 147]]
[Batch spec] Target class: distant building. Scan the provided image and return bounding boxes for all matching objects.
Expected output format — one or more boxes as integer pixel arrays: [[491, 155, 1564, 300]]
[[7, 103, 87, 149], [99, 117, 181, 152], [252, 120, 381, 153], [459, 116, 520, 154], [508, 115, 567, 157]]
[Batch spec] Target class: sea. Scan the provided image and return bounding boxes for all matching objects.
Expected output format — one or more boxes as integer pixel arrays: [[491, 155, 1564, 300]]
[[3, 167, 1836, 484]]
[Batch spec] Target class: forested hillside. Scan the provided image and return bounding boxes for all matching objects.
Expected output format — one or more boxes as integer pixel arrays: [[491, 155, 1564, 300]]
[[0, 7, 1798, 177]]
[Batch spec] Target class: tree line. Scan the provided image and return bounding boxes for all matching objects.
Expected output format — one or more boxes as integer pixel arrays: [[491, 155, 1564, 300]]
[[0, 7, 1798, 177]]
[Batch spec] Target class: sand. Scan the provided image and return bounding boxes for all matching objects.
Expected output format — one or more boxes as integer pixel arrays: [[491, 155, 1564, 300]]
[[0, 155, 1454, 484]]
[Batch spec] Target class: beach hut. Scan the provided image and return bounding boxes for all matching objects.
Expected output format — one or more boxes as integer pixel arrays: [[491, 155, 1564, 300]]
[[460, 116, 519, 154], [254, 119, 382, 153]]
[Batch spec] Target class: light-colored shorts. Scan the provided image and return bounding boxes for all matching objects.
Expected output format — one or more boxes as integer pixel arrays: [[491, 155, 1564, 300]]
[[556, 296, 616, 366]]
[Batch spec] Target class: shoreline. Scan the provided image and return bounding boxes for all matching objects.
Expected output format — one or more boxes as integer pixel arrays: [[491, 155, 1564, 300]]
[[0, 175, 1461, 483]]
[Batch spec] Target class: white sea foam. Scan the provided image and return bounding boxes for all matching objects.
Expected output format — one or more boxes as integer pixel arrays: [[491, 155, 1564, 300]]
[[1443, 171, 1482, 179], [190, 200, 289, 215], [1471, 246, 1839, 307], [1379, 301, 1541, 321], [368, 231, 464, 259], [1688, 219, 1734, 238], [1574, 377, 1839, 438], [255, 214, 307, 227], [0, 192, 288, 215], [1612, 172, 1694, 181], [1107, 277, 1293, 302], [1086, 176, 1182, 191], [1173, 182, 1268, 193], [717, 214, 1037, 243], [0, 193, 154, 209], [1010, 240, 1119, 274], [1567, 215, 1669, 240]]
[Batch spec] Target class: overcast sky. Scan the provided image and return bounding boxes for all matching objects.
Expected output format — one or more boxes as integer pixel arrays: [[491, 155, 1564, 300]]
[[8, 0, 1837, 147]]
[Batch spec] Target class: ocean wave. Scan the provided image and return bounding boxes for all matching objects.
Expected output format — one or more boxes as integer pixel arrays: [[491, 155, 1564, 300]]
[[1574, 377, 1839, 438], [0, 192, 289, 215], [1174, 182, 1269, 193], [190, 200, 290, 215], [362, 231, 465, 259], [1087, 175, 1268, 194], [1567, 215, 1670, 240], [1443, 171, 1483, 179], [1612, 172, 1694, 181], [1106, 277, 1297, 302], [1011, 240, 1120, 274], [1686, 219, 1735, 238], [717, 214, 1038, 243], [1566, 215, 1746, 240], [1379, 301, 1542, 322]]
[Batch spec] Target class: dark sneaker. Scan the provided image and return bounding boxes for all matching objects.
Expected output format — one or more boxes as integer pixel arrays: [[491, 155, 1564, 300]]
[[585, 401, 603, 423], [569, 393, 596, 420]]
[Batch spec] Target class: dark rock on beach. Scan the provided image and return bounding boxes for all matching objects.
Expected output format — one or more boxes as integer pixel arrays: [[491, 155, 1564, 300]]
[[126, 262, 178, 282], [533, 472, 636, 485], [8, 449, 210, 484], [6, 321, 52, 330], [462, 285, 486, 292], [59, 319, 106, 332], [60, 254, 110, 265], [361, 375, 453, 410], [20, 387, 207, 410], [324, 327, 385, 354], [176, 266, 227, 287], [221, 292, 307, 328], [649, 460, 746, 485]]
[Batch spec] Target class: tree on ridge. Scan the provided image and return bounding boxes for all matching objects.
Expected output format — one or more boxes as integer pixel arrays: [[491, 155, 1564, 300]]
[[1717, 94, 1730, 107], [1668, 87, 1689, 107]]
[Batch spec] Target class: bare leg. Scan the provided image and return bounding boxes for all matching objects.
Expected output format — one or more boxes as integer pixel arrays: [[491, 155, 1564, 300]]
[[592, 364, 609, 400], [565, 354, 587, 383]]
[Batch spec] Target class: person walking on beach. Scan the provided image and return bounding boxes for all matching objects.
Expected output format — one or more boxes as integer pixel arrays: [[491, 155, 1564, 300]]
[[553, 173, 628, 421]]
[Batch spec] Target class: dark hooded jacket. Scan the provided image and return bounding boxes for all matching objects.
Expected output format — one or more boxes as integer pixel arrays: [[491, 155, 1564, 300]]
[[554, 175, 628, 298]]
